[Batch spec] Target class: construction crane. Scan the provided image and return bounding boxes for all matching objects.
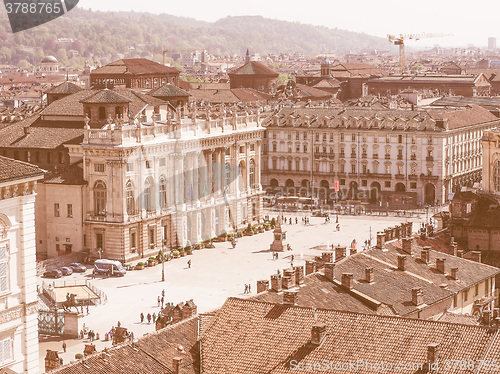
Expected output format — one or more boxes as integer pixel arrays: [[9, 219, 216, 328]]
[[152, 48, 206, 65], [387, 33, 453, 73]]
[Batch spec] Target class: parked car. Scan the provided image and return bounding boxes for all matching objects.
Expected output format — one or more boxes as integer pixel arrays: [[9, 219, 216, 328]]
[[69, 262, 87, 273], [312, 210, 328, 217], [43, 269, 62, 278], [59, 267, 73, 276]]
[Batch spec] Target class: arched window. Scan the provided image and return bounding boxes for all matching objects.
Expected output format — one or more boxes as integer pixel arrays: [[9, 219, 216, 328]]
[[159, 177, 167, 209], [126, 181, 135, 215], [248, 159, 255, 188], [94, 181, 107, 216], [494, 161, 500, 192], [144, 178, 155, 211]]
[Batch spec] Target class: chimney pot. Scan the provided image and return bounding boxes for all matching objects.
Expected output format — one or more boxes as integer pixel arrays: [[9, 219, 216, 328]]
[[335, 246, 346, 262], [173, 357, 182, 374], [470, 251, 482, 263], [365, 267, 374, 283], [402, 237, 412, 254], [322, 252, 333, 264], [270, 274, 282, 292], [397, 255, 407, 271], [341, 273, 354, 289], [436, 258, 446, 273], [324, 263, 335, 282], [257, 280, 269, 293], [311, 323, 327, 345], [450, 267, 458, 280], [376, 232, 386, 249], [305, 260, 316, 275], [457, 250, 464, 258], [421, 248, 430, 264], [412, 287, 424, 306], [294, 266, 304, 285], [283, 290, 298, 305], [427, 343, 439, 365]]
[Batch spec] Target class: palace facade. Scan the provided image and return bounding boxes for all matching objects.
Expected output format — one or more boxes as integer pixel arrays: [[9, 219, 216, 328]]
[[262, 105, 500, 207]]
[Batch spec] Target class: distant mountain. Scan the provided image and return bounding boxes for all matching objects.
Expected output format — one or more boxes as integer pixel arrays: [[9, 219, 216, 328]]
[[0, 8, 388, 67]]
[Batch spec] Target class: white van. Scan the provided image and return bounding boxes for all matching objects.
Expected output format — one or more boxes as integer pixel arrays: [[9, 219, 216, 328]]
[[93, 259, 126, 277]]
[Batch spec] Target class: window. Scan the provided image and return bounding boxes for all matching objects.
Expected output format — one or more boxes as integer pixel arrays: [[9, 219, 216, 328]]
[[351, 163, 356, 174], [94, 163, 105, 173], [296, 132, 300, 140], [130, 230, 136, 250], [96, 233, 103, 251], [126, 181, 135, 215], [340, 133, 344, 142], [386, 135, 390, 143], [410, 182, 417, 189], [323, 134, 327, 141], [126, 162, 134, 172], [272, 143, 277, 152], [474, 284, 479, 297], [351, 134, 356, 142], [159, 178, 167, 209], [249, 159, 255, 188], [94, 181, 107, 216], [54, 203, 60, 217], [0, 245, 8, 293], [149, 226, 155, 248], [494, 161, 500, 192], [315, 134, 319, 141], [67, 204, 72, 218], [0, 338, 12, 365], [56, 244, 60, 252], [144, 178, 154, 211], [303, 144, 308, 153], [398, 135, 403, 144], [146, 160, 152, 169], [250, 144, 255, 151], [385, 181, 391, 188], [296, 145, 300, 152]]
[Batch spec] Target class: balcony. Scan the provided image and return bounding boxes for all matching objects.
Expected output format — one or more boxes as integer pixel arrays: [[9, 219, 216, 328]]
[[408, 175, 418, 180], [397, 155, 403, 160], [361, 153, 368, 159], [426, 156, 434, 161], [373, 154, 378, 159], [420, 173, 438, 180], [410, 155, 417, 160], [385, 155, 391, 160], [395, 174, 405, 179]]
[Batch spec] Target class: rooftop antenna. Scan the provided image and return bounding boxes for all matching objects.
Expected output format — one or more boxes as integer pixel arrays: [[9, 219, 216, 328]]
[[312, 306, 318, 323]]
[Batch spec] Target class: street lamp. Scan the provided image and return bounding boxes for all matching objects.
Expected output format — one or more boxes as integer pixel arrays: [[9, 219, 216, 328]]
[[160, 248, 165, 282]]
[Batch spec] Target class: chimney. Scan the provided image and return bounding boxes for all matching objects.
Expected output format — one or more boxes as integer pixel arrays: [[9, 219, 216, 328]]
[[401, 237, 412, 254], [23, 126, 31, 135], [449, 236, 454, 245], [283, 290, 298, 305], [270, 274, 282, 292], [427, 343, 439, 366], [457, 250, 464, 258], [436, 258, 446, 273], [451, 242, 458, 257], [397, 255, 407, 271], [450, 267, 458, 280], [311, 323, 327, 345], [341, 273, 354, 290], [349, 247, 357, 256], [420, 248, 430, 264], [365, 267, 374, 283], [173, 357, 182, 374], [376, 232, 385, 249], [470, 251, 482, 263], [335, 246, 346, 262], [294, 266, 304, 285], [412, 287, 424, 306], [283, 269, 296, 289], [322, 252, 334, 264], [45, 350, 62, 372], [324, 263, 335, 282], [483, 310, 492, 325], [305, 260, 316, 275], [257, 280, 269, 293]]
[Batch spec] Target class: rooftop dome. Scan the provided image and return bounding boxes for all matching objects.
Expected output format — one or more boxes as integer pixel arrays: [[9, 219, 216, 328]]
[[40, 56, 58, 64]]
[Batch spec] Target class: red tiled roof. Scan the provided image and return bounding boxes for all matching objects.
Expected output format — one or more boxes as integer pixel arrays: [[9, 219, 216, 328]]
[[229, 61, 279, 77], [45, 81, 83, 95], [80, 89, 131, 104], [91, 59, 179, 76], [200, 297, 497, 374], [0, 155, 44, 183], [428, 105, 499, 129]]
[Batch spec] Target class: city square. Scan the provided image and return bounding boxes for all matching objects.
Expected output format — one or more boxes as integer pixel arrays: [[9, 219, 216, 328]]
[[37, 211, 429, 367]]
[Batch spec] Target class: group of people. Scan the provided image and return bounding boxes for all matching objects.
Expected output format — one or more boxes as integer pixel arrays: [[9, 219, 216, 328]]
[[243, 284, 252, 294], [140, 312, 157, 324], [272, 252, 279, 260], [79, 328, 98, 342]]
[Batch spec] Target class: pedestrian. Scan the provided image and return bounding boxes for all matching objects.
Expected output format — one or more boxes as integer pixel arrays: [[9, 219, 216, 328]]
[[130, 332, 134, 341], [336, 224, 340, 231], [86, 305, 89, 315], [117, 321, 121, 327], [152, 313, 156, 323], [161, 296, 164, 309], [244, 284, 248, 294], [147, 313, 151, 324], [162, 289, 165, 298], [187, 259, 191, 268], [140, 313, 144, 323], [277, 269, 281, 276], [336, 215, 339, 223], [62, 341, 66, 353], [248, 284, 251, 293], [291, 254, 294, 262], [295, 217, 298, 224], [157, 296, 161, 307]]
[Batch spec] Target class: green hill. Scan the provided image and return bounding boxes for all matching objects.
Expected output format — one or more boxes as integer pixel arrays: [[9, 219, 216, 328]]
[[0, 8, 388, 67]]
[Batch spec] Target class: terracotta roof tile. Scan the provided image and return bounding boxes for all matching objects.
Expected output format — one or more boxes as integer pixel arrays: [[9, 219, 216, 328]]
[[229, 61, 279, 77], [91, 58, 179, 76], [80, 89, 131, 104], [200, 298, 497, 374], [0, 155, 44, 183], [45, 81, 83, 95]]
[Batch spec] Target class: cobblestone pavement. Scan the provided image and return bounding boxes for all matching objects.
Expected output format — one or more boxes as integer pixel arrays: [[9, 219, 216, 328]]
[[38, 212, 428, 368]]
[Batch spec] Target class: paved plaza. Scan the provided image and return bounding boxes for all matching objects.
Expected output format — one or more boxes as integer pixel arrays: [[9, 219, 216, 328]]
[[38, 212, 428, 368]]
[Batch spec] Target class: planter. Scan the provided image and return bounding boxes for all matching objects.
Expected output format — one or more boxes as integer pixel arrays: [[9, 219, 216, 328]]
[[147, 260, 157, 267], [135, 263, 145, 270], [172, 251, 180, 258]]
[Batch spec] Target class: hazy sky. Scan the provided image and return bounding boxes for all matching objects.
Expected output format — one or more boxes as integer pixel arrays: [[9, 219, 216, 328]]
[[81, 0, 499, 48]]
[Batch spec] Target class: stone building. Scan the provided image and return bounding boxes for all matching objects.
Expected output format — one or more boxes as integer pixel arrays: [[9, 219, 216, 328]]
[[0, 156, 44, 373], [262, 105, 500, 207], [228, 60, 279, 94], [90, 58, 181, 89]]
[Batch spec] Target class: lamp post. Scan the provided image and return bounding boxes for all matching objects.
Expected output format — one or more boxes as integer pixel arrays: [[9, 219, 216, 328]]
[[160, 248, 165, 282]]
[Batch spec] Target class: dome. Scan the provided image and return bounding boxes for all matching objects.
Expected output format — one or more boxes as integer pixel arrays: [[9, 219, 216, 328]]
[[40, 55, 58, 64]]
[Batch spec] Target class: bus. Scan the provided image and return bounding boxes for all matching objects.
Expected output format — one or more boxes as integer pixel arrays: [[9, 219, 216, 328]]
[[93, 259, 126, 277]]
